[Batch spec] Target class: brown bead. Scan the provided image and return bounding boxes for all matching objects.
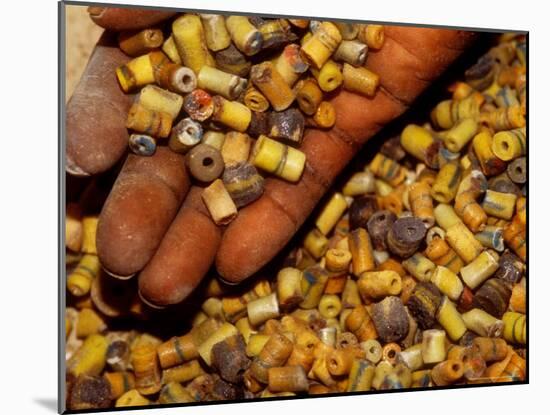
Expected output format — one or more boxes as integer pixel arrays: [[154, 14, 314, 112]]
[[186, 374, 215, 401], [380, 136, 406, 161], [222, 162, 264, 208], [488, 173, 521, 196], [465, 53, 496, 90], [186, 144, 225, 182], [349, 195, 379, 230], [68, 375, 112, 410], [210, 376, 245, 400], [507, 157, 526, 184], [214, 44, 251, 77], [406, 282, 443, 330], [370, 296, 409, 343], [387, 217, 427, 258], [473, 278, 512, 318], [247, 111, 271, 137], [366, 210, 396, 251], [211, 334, 251, 384], [494, 250, 523, 284], [267, 109, 305, 145], [106, 340, 131, 372]]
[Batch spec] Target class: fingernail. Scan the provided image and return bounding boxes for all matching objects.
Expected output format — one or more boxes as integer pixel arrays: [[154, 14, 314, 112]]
[[87, 6, 105, 17]]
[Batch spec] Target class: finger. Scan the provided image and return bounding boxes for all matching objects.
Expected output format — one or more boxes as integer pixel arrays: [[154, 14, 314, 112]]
[[88, 6, 176, 31], [216, 26, 477, 283], [96, 147, 190, 279], [66, 32, 131, 176], [138, 186, 222, 308]]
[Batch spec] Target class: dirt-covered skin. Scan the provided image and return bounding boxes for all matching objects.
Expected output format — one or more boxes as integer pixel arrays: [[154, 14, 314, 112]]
[[96, 148, 190, 278]]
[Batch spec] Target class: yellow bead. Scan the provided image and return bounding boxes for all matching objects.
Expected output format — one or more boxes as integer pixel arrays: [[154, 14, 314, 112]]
[[251, 135, 306, 182], [300, 266, 330, 309], [211, 95, 251, 132], [401, 253, 434, 281], [137, 84, 183, 120], [300, 22, 342, 69], [312, 60, 343, 92], [400, 124, 439, 168], [315, 192, 348, 235], [434, 203, 462, 231], [162, 35, 182, 64], [441, 117, 479, 152], [67, 334, 108, 377], [481, 189, 518, 220], [172, 14, 215, 74], [225, 16, 263, 56], [368, 153, 406, 187], [342, 63, 379, 97], [430, 266, 464, 301], [67, 254, 100, 297], [115, 53, 155, 93], [436, 296, 467, 342], [472, 130, 507, 176], [502, 311, 526, 344], [445, 222, 484, 263], [431, 162, 462, 204], [115, 389, 150, 407], [492, 128, 526, 161], [358, 270, 402, 300]]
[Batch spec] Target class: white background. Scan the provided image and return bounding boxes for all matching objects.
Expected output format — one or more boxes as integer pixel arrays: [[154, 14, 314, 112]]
[[0, 0, 544, 413]]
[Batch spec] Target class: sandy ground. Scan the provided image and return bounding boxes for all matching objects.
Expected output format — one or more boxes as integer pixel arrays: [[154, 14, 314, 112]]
[[65, 5, 103, 102]]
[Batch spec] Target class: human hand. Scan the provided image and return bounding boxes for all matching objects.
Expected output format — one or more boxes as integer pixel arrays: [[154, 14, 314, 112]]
[[66, 7, 476, 307]]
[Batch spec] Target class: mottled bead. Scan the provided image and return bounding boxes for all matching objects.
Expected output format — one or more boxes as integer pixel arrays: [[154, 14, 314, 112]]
[[367, 210, 397, 251], [222, 162, 264, 208], [211, 334, 251, 383], [407, 281, 443, 332], [370, 296, 409, 343], [507, 156, 526, 184], [349, 195, 379, 230], [387, 217, 427, 258], [493, 250, 524, 284], [473, 278, 512, 318]]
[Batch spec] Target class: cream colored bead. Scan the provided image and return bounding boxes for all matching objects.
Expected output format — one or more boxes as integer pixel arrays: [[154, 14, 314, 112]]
[[201, 179, 238, 225], [460, 250, 500, 290], [197, 66, 247, 100]]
